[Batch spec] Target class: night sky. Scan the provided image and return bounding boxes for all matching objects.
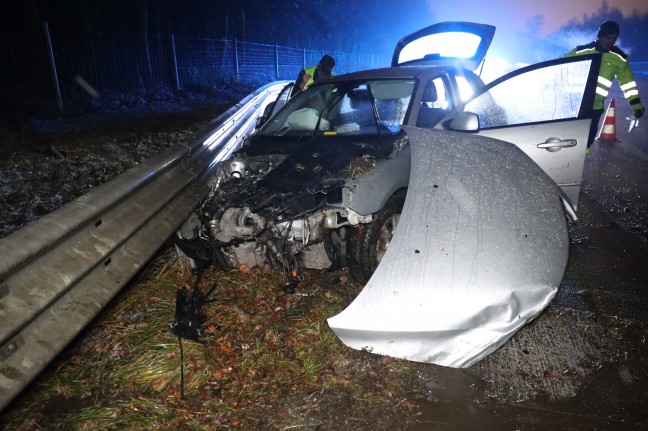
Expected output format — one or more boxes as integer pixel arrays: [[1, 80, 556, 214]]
[[1, 0, 647, 117], [3, 0, 648, 62]]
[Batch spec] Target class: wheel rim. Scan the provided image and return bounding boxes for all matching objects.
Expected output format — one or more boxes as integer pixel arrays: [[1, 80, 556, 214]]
[[375, 214, 400, 263]]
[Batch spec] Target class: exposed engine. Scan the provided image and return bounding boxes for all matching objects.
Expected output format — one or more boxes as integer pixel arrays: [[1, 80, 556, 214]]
[[176, 152, 371, 273]]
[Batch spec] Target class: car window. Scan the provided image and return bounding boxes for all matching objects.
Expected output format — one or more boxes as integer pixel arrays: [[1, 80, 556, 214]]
[[421, 78, 448, 109], [416, 77, 451, 128], [259, 85, 338, 135], [455, 75, 476, 101], [258, 80, 414, 136], [464, 60, 593, 129], [398, 32, 482, 64], [326, 81, 413, 135]]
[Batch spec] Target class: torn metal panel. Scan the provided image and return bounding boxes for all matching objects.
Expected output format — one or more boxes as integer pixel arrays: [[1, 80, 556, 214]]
[[328, 126, 569, 368]]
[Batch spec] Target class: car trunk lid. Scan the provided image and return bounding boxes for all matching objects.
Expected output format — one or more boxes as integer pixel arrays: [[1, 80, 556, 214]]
[[392, 21, 495, 71]]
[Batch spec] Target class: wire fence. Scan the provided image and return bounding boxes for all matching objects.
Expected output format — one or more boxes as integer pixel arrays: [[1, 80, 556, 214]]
[[0, 23, 390, 117]]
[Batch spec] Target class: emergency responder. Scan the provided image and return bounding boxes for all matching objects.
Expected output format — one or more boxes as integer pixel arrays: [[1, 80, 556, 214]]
[[290, 54, 336, 97], [564, 20, 644, 149]]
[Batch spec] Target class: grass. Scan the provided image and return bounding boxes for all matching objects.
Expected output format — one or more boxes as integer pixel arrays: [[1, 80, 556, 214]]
[[1, 249, 422, 430]]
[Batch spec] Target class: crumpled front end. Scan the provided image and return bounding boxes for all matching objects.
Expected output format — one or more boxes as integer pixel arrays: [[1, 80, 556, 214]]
[[328, 127, 570, 368], [175, 142, 384, 272]]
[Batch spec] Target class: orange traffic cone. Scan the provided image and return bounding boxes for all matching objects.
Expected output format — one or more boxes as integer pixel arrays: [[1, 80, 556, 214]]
[[596, 99, 620, 142]]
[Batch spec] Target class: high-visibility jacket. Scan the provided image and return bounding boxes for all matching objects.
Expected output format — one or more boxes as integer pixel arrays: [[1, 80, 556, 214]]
[[564, 41, 641, 111], [298, 65, 335, 89], [302, 65, 317, 89]]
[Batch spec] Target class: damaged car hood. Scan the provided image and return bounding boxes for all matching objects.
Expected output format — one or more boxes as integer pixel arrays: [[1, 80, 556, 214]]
[[249, 135, 395, 191], [327, 127, 569, 368]]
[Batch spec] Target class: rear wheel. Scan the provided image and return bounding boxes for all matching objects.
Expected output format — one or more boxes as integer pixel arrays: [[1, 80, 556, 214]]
[[348, 195, 404, 283]]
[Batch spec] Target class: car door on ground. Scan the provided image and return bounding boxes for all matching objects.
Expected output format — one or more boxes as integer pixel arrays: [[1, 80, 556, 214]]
[[451, 55, 601, 208]]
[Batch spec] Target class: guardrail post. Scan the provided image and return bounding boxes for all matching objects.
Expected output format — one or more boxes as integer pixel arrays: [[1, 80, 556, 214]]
[[234, 39, 239, 82], [43, 22, 63, 112], [275, 44, 279, 80], [170, 33, 180, 92]]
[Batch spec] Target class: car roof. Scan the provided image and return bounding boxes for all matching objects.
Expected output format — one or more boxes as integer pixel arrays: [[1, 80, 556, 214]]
[[323, 65, 471, 83]]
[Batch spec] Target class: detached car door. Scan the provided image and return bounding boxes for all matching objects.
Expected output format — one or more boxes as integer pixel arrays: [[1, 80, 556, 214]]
[[448, 55, 601, 208]]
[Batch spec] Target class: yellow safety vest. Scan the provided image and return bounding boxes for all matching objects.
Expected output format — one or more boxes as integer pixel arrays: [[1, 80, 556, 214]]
[[564, 42, 640, 110]]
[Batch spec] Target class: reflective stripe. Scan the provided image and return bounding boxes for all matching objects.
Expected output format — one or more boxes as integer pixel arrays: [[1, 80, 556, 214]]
[[620, 81, 637, 91], [624, 89, 639, 98], [611, 51, 628, 62], [575, 48, 597, 55], [596, 87, 609, 97], [598, 76, 612, 88]]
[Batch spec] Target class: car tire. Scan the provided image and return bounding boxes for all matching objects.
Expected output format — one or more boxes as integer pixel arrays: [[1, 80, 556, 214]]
[[348, 194, 404, 283]]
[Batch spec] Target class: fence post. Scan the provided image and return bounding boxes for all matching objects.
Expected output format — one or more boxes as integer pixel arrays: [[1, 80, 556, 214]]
[[42, 22, 63, 112], [170, 33, 181, 92], [234, 39, 239, 82], [275, 44, 279, 80]]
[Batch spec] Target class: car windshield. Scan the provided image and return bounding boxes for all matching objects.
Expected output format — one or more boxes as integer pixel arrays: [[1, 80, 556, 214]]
[[258, 80, 415, 137]]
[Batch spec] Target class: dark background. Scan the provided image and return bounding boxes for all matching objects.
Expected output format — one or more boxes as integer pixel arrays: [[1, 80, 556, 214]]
[[1, 1, 646, 124], [4, 1, 647, 59]]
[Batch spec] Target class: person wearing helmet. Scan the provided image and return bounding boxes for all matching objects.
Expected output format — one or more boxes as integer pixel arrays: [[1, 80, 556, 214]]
[[564, 21, 644, 149], [290, 55, 336, 97]]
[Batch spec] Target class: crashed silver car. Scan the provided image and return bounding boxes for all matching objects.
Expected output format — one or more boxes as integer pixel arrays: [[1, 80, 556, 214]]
[[176, 22, 600, 367]]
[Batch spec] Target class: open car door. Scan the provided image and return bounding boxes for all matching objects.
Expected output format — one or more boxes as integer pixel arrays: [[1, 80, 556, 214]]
[[392, 21, 495, 71], [448, 55, 601, 209]]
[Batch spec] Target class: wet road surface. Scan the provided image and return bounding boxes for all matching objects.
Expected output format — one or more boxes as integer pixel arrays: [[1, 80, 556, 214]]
[[410, 81, 648, 430]]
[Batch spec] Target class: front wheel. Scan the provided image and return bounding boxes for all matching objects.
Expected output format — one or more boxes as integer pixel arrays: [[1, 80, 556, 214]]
[[348, 195, 404, 283]]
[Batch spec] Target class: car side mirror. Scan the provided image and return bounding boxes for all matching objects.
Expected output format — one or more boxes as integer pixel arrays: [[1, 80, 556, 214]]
[[448, 112, 479, 132]]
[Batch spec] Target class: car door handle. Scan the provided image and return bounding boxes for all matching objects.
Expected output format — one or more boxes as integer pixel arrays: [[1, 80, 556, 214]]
[[537, 138, 577, 151]]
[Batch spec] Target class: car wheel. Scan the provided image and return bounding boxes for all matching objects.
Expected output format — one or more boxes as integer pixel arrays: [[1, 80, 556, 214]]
[[348, 195, 404, 283]]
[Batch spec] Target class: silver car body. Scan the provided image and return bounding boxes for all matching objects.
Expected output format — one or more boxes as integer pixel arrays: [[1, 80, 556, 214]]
[[178, 22, 601, 367]]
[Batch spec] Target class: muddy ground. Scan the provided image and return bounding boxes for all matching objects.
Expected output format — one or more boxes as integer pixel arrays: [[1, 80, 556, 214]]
[[1, 82, 648, 429], [0, 90, 251, 238]]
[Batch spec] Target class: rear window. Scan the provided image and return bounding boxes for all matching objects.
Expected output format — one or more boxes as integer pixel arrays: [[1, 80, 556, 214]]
[[397, 32, 482, 64]]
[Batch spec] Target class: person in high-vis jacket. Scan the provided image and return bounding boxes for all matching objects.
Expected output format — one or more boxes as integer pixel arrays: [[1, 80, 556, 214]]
[[564, 20, 644, 149], [290, 55, 335, 97]]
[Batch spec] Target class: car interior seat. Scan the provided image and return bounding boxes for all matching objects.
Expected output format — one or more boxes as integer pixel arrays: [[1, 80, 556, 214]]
[[417, 82, 447, 128]]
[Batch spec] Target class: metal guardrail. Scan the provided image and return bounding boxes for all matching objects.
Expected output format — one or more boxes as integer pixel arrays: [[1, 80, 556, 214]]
[[0, 81, 290, 411]]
